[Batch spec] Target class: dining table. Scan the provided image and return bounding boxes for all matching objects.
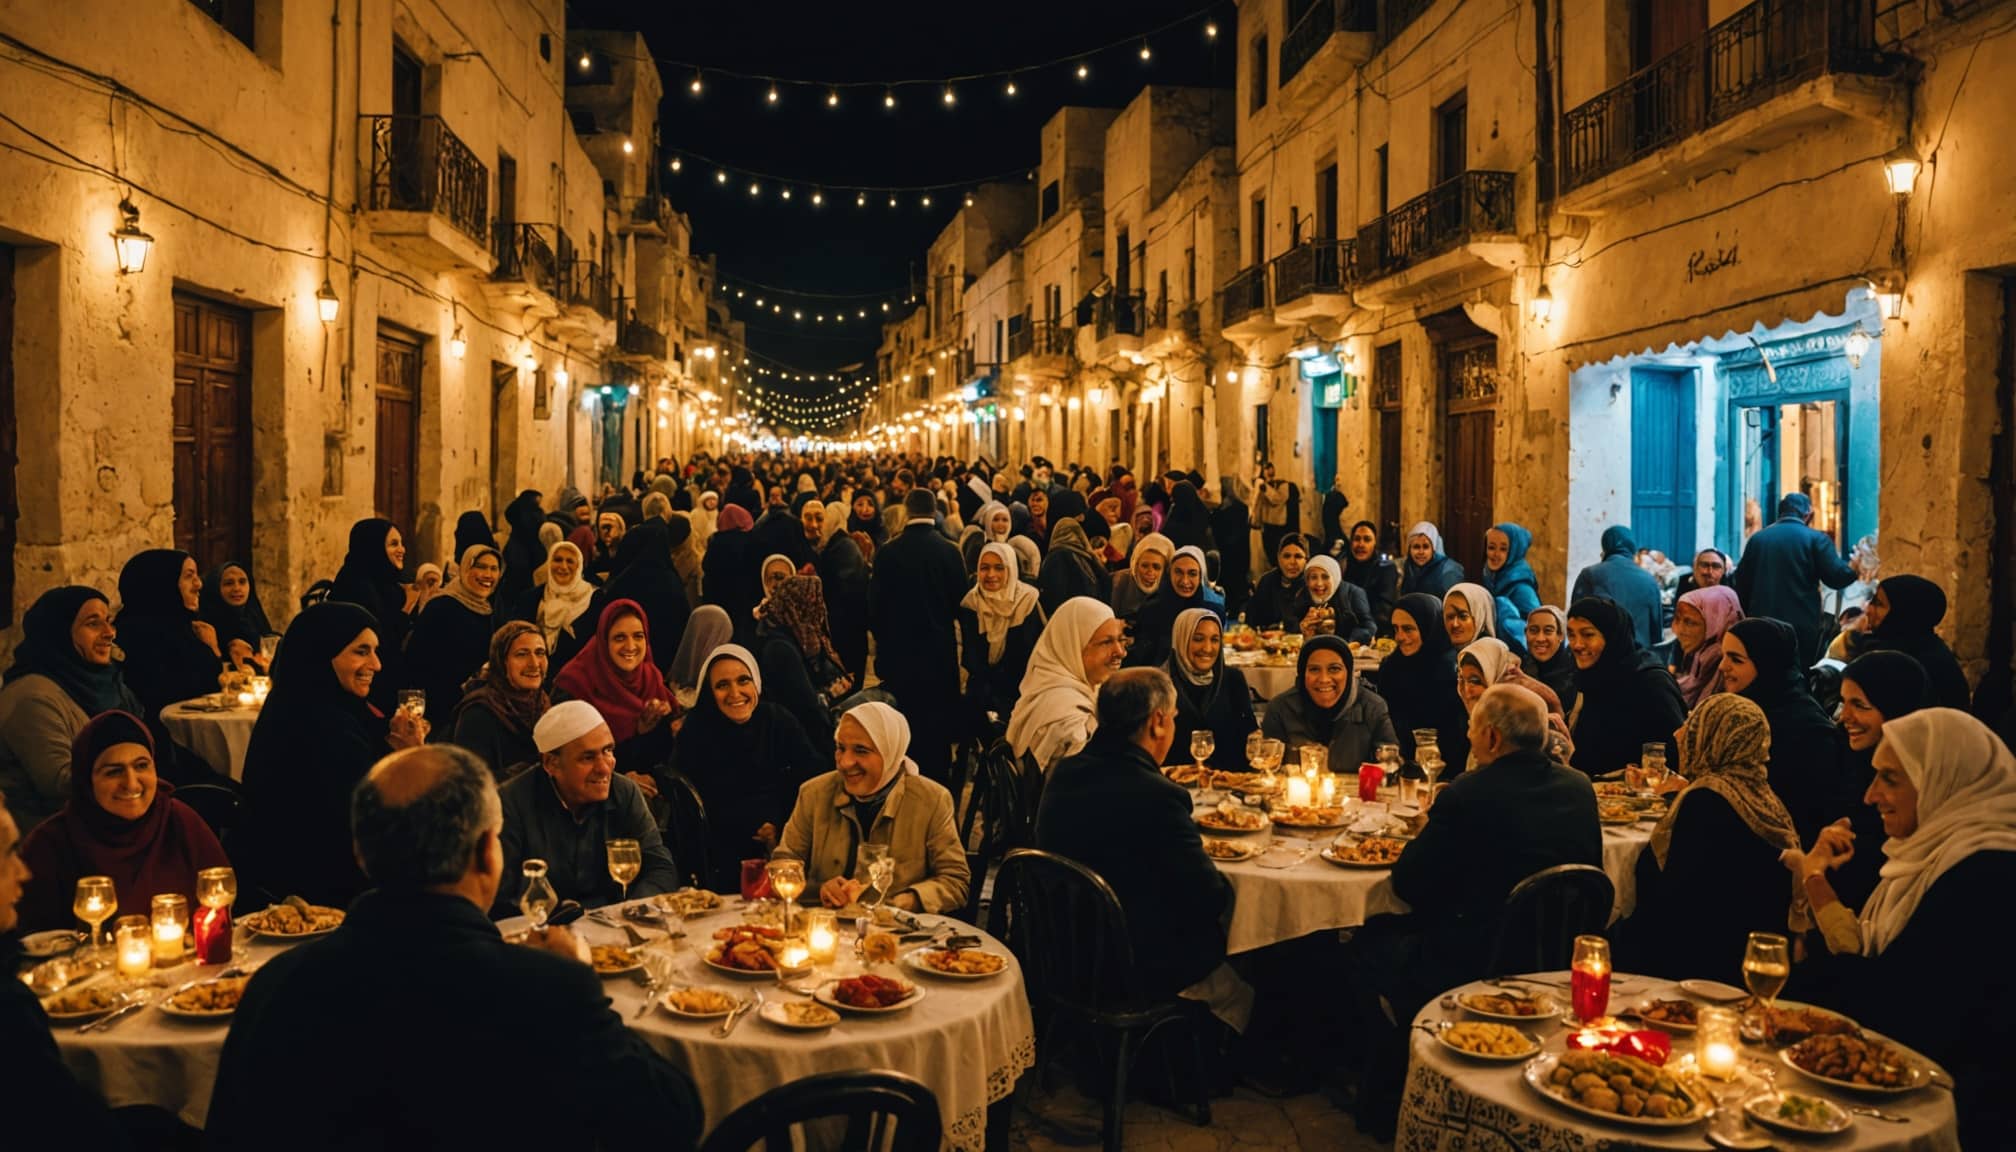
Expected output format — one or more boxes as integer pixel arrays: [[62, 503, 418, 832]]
[[45, 897, 1035, 1152], [158, 696, 261, 781], [1398, 971, 1961, 1151], [1226, 643, 1383, 702]]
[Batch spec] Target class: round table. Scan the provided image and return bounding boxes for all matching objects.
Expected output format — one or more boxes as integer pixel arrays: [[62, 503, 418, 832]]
[[54, 901, 1036, 1151], [158, 698, 261, 781], [1201, 800, 1654, 954], [1398, 972, 1960, 1151]]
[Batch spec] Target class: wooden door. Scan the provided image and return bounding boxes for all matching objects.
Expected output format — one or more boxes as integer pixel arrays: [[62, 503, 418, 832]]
[[1632, 0, 1707, 69], [490, 361, 518, 518], [1374, 342, 1403, 552], [1440, 337, 1498, 577], [1630, 367, 1698, 563], [171, 292, 253, 572], [0, 246, 14, 626], [374, 329, 421, 537], [1434, 92, 1468, 185], [1316, 162, 1339, 240]]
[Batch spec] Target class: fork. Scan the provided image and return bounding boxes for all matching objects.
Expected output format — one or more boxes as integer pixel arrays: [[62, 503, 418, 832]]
[[717, 990, 762, 1037], [1850, 1106, 1911, 1124]]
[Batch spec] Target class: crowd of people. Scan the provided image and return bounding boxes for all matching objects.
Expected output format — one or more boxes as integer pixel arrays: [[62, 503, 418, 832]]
[[1, 449, 2011, 1146]]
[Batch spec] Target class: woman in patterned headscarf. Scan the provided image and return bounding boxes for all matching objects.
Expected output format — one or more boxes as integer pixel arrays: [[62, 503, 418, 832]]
[[1614, 693, 1800, 979], [753, 575, 853, 743]]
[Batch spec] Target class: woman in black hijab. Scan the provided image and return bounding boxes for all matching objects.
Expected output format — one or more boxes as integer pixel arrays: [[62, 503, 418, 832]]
[[0, 587, 142, 831], [403, 545, 502, 730], [1851, 575, 1970, 710], [496, 490, 546, 606], [1721, 616, 1844, 845], [453, 510, 498, 559], [1564, 596, 1686, 777], [1824, 650, 1929, 907], [1379, 592, 1470, 768], [1260, 635, 1397, 770], [327, 518, 412, 710], [1158, 480, 1215, 554], [199, 561, 274, 671], [598, 517, 691, 670], [1339, 520, 1401, 636], [1164, 608, 1255, 772], [1245, 533, 1312, 629], [116, 549, 224, 715], [238, 602, 426, 905]]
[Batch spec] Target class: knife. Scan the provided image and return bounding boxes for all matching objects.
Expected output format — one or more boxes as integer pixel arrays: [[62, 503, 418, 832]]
[[79, 997, 149, 1034], [716, 992, 760, 1038]]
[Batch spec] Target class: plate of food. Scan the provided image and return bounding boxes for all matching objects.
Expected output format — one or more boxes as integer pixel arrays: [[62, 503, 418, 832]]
[[704, 925, 811, 978], [1597, 801, 1642, 825], [815, 973, 925, 1014], [651, 888, 723, 917], [590, 944, 643, 975], [1743, 1091, 1855, 1135], [1322, 836, 1408, 868], [1781, 1032, 1930, 1094], [1677, 979, 1748, 1004], [659, 985, 744, 1020], [1762, 1002, 1859, 1047], [1270, 803, 1348, 830], [760, 999, 842, 1031], [1628, 998, 1700, 1032], [158, 976, 249, 1019], [41, 983, 123, 1022], [20, 930, 83, 959], [1195, 803, 1270, 835], [1524, 1049, 1709, 1127], [1211, 771, 1283, 796], [905, 947, 1009, 980], [1458, 991, 1560, 1021], [242, 898, 344, 940], [1437, 1021, 1542, 1062], [1162, 764, 1208, 787], [1201, 837, 1262, 863]]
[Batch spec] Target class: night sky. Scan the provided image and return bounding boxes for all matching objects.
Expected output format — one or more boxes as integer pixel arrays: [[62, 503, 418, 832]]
[[565, 0, 1235, 417]]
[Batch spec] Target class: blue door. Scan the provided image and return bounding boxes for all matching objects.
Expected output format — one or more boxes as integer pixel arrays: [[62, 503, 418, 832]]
[[1310, 370, 1340, 499], [1630, 367, 1697, 562]]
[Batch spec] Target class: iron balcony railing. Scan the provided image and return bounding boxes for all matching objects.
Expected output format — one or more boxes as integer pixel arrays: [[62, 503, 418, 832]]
[[1355, 170, 1515, 281], [616, 296, 667, 359], [1560, 0, 1885, 193], [491, 223, 558, 295], [1271, 238, 1357, 305], [1218, 265, 1271, 328], [1007, 319, 1073, 361], [1282, 0, 1379, 83], [1379, 0, 1437, 48], [364, 115, 489, 245], [560, 256, 611, 316], [1094, 292, 1148, 340]]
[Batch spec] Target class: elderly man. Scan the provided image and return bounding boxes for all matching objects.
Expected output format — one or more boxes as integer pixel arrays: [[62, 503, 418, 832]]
[[1731, 492, 1857, 663], [207, 746, 701, 1149], [493, 700, 678, 915], [869, 488, 969, 782]]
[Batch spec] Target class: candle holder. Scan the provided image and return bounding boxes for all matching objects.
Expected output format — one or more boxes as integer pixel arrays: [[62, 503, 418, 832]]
[[1569, 934, 1612, 1024], [249, 676, 271, 705], [151, 893, 190, 965], [114, 916, 152, 980], [805, 909, 839, 966], [1695, 1006, 1742, 1079]]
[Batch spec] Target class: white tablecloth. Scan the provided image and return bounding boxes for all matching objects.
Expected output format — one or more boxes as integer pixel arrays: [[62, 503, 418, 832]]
[[1205, 803, 1653, 954], [54, 903, 1036, 1151], [1226, 647, 1382, 702], [158, 698, 260, 781], [1398, 973, 1960, 1151]]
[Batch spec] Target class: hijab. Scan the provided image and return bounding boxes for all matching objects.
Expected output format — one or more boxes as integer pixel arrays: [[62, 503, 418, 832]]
[[1304, 556, 1342, 606], [962, 541, 1041, 663], [1528, 603, 1576, 684], [818, 501, 847, 550], [717, 503, 755, 533], [1653, 693, 1798, 867], [339, 518, 404, 586], [537, 541, 596, 645], [1460, 637, 1566, 720], [439, 545, 500, 616], [760, 553, 799, 596], [1340, 519, 1390, 585], [198, 561, 273, 648], [975, 500, 1011, 543], [453, 620, 550, 740], [454, 510, 497, 557], [668, 605, 735, 708], [1673, 585, 1744, 707], [1445, 582, 1498, 639], [668, 512, 701, 575], [1600, 524, 1637, 559], [4, 586, 137, 716], [1291, 635, 1359, 730], [1405, 522, 1448, 569], [1859, 708, 2016, 955], [1726, 617, 1810, 709], [263, 601, 379, 717], [1380, 592, 1455, 707], [552, 599, 675, 739], [843, 700, 920, 792], [1858, 575, 1971, 709], [693, 643, 763, 713], [1842, 650, 1930, 719], [1007, 597, 1115, 764], [1169, 606, 1221, 690], [1569, 595, 1665, 692], [1130, 533, 1175, 593], [1481, 522, 1538, 601], [764, 575, 844, 668]]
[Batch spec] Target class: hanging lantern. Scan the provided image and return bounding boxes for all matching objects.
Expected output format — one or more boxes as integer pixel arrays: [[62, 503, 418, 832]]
[[1843, 322, 1872, 370], [448, 326, 466, 359], [1531, 283, 1555, 325], [315, 278, 340, 324], [111, 199, 154, 274]]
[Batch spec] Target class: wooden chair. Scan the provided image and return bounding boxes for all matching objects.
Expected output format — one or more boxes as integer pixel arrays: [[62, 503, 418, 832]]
[[1483, 863, 1615, 976], [699, 1069, 941, 1152]]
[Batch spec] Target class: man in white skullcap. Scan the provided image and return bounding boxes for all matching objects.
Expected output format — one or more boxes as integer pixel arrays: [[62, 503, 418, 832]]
[[490, 700, 679, 916]]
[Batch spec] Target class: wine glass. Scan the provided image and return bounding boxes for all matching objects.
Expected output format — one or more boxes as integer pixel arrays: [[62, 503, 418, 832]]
[[518, 859, 557, 930], [1190, 731, 1215, 770], [767, 859, 806, 934], [73, 876, 116, 957], [1570, 934, 1612, 1025], [857, 843, 895, 914], [1244, 731, 1266, 769], [607, 838, 642, 903], [258, 635, 279, 667], [196, 866, 238, 912], [1414, 729, 1444, 799], [397, 688, 426, 721], [1743, 931, 1790, 1019], [1640, 743, 1669, 792]]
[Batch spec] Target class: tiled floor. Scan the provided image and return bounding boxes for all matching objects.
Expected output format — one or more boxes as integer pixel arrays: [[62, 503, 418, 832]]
[[1009, 1078, 1392, 1151]]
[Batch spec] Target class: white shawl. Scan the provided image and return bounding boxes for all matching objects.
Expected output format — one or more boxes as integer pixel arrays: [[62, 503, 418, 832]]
[[1006, 597, 1116, 771]]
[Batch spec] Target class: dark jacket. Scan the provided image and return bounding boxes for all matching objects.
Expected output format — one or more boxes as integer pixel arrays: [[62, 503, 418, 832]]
[[1036, 733, 1233, 999], [1340, 551, 1400, 637], [1166, 663, 1258, 773], [1570, 528, 1665, 650], [1037, 546, 1109, 618], [1212, 496, 1253, 617], [1262, 683, 1397, 772], [401, 597, 494, 734], [206, 889, 701, 1151], [755, 628, 841, 747], [1614, 790, 1793, 980], [869, 522, 969, 706], [1729, 617, 1845, 846], [493, 770, 679, 915], [958, 603, 1044, 728], [1243, 568, 1303, 629], [1731, 515, 1856, 664], [0, 938, 127, 1147], [816, 533, 872, 683], [450, 702, 541, 782], [1289, 581, 1374, 644], [1567, 597, 1687, 777], [1389, 747, 1601, 985]]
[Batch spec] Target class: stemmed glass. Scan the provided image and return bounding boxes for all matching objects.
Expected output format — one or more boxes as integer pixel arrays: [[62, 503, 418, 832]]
[[1190, 731, 1215, 771], [1743, 931, 1790, 1018], [1251, 738, 1284, 787], [73, 876, 116, 958], [1640, 743, 1670, 793], [258, 635, 279, 667], [606, 838, 642, 903], [1413, 729, 1444, 801], [518, 859, 558, 930], [858, 844, 895, 917], [767, 859, 806, 934]]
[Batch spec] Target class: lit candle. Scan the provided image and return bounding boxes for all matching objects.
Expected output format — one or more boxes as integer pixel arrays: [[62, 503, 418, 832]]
[[152, 919, 185, 963], [780, 943, 811, 970], [250, 676, 271, 704], [1696, 1006, 1741, 1079], [1284, 776, 1314, 807], [1317, 775, 1337, 805], [151, 893, 190, 965], [805, 909, 838, 965], [115, 918, 152, 979], [236, 690, 256, 708]]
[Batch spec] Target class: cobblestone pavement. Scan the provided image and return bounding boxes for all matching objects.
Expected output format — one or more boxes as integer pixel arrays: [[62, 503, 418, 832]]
[[1009, 1078, 1392, 1151]]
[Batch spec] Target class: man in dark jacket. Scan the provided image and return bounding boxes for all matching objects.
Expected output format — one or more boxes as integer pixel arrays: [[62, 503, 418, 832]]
[[1731, 492, 1856, 663], [1570, 524, 1665, 649], [208, 744, 701, 1150], [1035, 668, 1233, 1002], [869, 489, 969, 781], [1319, 475, 1352, 559]]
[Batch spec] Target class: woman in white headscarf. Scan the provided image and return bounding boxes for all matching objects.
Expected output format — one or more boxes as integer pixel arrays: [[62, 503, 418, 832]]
[[1787, 708, 2016, 1144], [692, 489, 720, 549], [1399, 520, 1465, 599], [1290, 554, 1373, 643], [1006, 597, 1126, 772], [1442, 581, 1528, 662], [1108, 532, 1175, 623], [958, 541, 1046, 733], [774, 701, 971, 915], [512, 540, 597, 670], [1165, 607, 1256, 772]]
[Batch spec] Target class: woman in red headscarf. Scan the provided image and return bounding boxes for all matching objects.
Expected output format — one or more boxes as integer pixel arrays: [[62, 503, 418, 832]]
[[553, 600, 678, 797]]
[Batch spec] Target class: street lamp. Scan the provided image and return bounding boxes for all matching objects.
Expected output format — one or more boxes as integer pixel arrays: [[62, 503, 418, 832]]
[[111, 199, 154, 274], [1843, 322, 1872, 370], [1531, 283, 1555, 326], [315, 278, 340, 324], [1882, 145, 1921, 197]]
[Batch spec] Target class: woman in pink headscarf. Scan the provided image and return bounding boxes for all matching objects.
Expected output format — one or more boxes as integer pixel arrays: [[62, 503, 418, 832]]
[[1670, 585, 1744, 710]]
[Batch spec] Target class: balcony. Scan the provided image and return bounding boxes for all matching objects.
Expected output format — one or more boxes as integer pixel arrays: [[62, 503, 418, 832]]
[[1271, 238, 1357, 321], [561, 257, 612, 317], [614, 296, 668, 363], [1379, 0, 1437, 49], [1217, 265, 1280, 341], [482, 222, 560, 319], [362, 115, 492, 272], [1353, 170, 1521, 307], [1559, 0, 1896, 212], [1005, 319, 1075, 380], [1279, 0, 1377, 114], [1088, 292, 1148, 366]]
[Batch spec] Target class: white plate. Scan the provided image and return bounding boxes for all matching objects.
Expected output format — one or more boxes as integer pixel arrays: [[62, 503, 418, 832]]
[[1743, 1091, 1855, 1135], [1435, 1024, 1541, 1063], [813, 977, 927, 1014], [1779, 1032, 1931, 1095], [1521, 1054, 1711, 1128], [1626, 998, 1701, 1033], [590, 952, 644, 977], [157, 987, 242, 1019], [20, 930, 83, 958], [40, 984, 124, 1022], [1269, 811, 1351, 831], [242, 905, 344, 941], [1193, 811, 1271, 836], [1678, 979, 1748, 1003], [1456, 991, 1561, 1022], [658, 986, 744, 1020], [759, 999, 841, 1030], [904, 948, 1010, 980], [1201, 838, 1262, 863], [1320, 843, 1405, 869], [703, 954, 813, 980]]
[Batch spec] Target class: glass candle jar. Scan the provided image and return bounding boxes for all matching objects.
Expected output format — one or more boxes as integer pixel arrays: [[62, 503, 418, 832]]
[[114, 915, 153, 979], [1696, 1006, 1742, 1079], [151, 893, 190, 964], [805, 909, 839, 965]]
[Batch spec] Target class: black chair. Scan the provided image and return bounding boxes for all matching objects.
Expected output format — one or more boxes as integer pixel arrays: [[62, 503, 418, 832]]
[[173, 783, 244, 843], [699, 1069, 941, 1152], [989, 848, 1211, 1152], [1483, 863, 1615, 977], [659, 771, 711, 890]]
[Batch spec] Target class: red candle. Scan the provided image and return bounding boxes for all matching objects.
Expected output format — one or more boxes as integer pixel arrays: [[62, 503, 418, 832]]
[[193, 904, 232, 965], [1358, 762, 1383, 802]]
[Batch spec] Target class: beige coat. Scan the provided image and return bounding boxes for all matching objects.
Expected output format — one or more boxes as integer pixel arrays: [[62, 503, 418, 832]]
[[774, 770, 969, 915]]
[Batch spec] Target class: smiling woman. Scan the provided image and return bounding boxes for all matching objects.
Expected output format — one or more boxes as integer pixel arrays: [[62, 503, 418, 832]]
[[0, 587, 144, 832], [403, 546, 504, 733], [1260, 635, 1397, 773]]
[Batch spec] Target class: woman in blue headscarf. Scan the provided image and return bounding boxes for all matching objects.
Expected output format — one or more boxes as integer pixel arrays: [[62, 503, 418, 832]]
[[1480, 522, 1541, 648]]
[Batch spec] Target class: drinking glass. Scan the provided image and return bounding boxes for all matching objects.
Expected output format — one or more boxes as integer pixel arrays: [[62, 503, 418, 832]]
[[858, 843, 895, 914], [73, 876, 116, 956], [1570, 934, 1612, 1024], [1190, 731, 1215, 770], [1743, 931, 1790, 1015], [607, 838, 643, 903], [151, 893, 190, 964], [1244, 731, 1266, 769], [519, 859, 558, 930], [767, 859, 806, 933], [196, 866, 237, 911], [397, 689, 426, 721], [194, 868, 236, 965], [114, 916, 152, 981], [258, 635, 279, 667], [1415, 731, 1445, 799], [1640, 743, 1670, 792]]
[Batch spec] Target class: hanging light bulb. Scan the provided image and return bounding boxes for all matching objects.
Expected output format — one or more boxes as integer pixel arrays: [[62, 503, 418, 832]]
[[1139, 41, 1152, 61], [1206, 20, 1219, 39], [827, 88, 840, 107], [689, 71, 703, 95], [748, 181, 760, 196], [578, 50, 592, 72], [884, 89, 896, 109], [942, 85, 956, 106], [448, 325, 466, 359], [1076, 62, 1090, 80], [315, 278, 340, 323], [964, 193, 975, 207], [715, 170, 728, 184], [1531, 283, 1555, 325], [668, 156, 682, 172], [811, 190, 823, 206], [555, 365, 570, 388], [766, 84, 779, 104], [1005, 77, 1017, 97], [1843, 322, 1872, 369], [888, 194, 897, 208], [921, 194, 932, 207], [111, 198, 154, 274], [857, 192, 867, 207], [780, 187, 791, 200], [621, 138, 634, 155]]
